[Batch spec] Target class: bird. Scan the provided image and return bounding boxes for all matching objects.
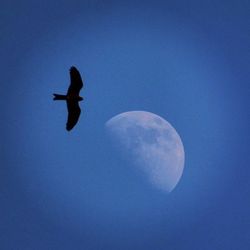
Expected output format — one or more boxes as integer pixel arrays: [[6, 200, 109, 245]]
[[53, 66, 84, 131]]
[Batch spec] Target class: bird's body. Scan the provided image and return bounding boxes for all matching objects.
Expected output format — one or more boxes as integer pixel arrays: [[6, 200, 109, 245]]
[[53, 94, 83, 101], [53, 66, 84, 131]]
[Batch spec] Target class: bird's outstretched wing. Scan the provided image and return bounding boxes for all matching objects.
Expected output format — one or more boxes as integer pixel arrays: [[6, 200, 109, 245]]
[[66, 100, 81, 131], [67, 66, 83, 95]]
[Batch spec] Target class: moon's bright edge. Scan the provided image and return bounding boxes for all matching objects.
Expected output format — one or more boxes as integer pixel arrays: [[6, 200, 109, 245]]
[[106, 111, 185, 193]]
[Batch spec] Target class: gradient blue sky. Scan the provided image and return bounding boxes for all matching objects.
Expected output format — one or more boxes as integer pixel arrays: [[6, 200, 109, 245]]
[[1, 1, 249, 249]]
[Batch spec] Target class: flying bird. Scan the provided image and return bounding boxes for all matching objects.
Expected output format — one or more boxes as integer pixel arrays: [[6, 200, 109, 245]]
[[53, 66, 84, 131]]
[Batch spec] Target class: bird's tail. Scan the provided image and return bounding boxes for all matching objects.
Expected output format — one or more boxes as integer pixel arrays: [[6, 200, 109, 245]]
[[53, 94, 67, 100]]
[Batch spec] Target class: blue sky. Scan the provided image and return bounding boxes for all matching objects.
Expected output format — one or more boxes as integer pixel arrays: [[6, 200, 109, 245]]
[[1, 1, 249, 249]]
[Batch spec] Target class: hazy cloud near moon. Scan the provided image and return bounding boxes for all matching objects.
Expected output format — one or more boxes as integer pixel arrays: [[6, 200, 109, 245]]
[[106, 111, 185, 193]]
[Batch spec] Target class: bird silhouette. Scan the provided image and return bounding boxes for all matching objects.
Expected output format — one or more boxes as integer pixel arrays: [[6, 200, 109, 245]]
[[53, 66, 84, 131]]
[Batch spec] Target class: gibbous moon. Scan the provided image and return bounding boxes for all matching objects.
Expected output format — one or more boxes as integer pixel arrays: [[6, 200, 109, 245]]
[[105, 111, 185, 193]]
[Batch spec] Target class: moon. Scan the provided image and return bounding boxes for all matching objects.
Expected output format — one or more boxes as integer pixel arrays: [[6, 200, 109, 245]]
[[105, 111, 185, 193]]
